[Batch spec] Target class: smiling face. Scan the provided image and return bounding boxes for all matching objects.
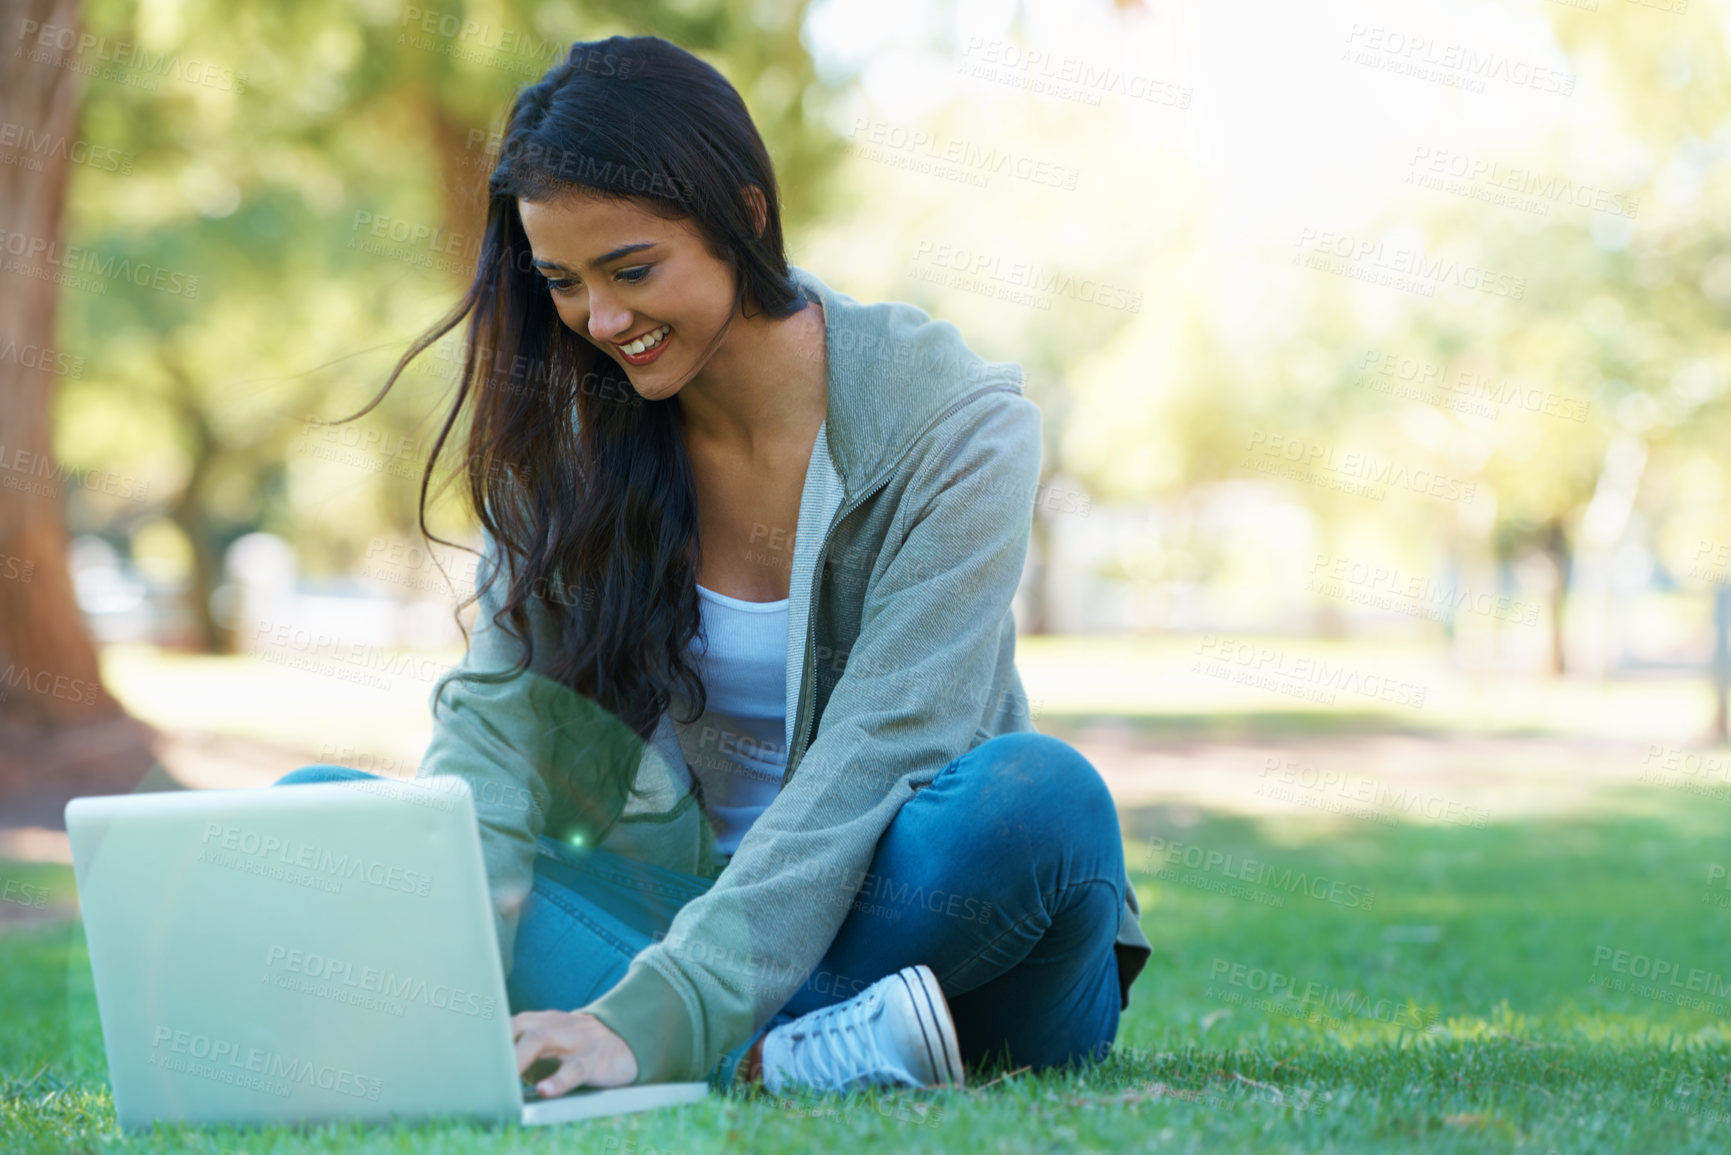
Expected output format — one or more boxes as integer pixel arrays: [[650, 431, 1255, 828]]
[[517, 192, 742, 401]]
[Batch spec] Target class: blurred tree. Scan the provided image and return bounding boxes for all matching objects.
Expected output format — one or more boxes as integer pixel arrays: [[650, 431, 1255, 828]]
[[52, 0, 844, 654], [0, 0, 157, 803], [1447, 4, 1731, 704]]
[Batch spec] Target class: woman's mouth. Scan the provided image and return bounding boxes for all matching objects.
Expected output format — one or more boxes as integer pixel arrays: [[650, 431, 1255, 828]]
[[615, 323, 671, 366]]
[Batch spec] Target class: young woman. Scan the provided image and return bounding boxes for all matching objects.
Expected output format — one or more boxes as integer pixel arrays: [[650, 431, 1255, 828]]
[[278, 34, 1149, 1099]]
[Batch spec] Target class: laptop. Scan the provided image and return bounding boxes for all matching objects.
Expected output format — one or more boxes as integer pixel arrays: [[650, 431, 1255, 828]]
[[64, 774, 710, 1132]]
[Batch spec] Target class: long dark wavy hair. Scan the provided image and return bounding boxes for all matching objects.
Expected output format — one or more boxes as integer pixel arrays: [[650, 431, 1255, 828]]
[[343, 35, 808, 821]]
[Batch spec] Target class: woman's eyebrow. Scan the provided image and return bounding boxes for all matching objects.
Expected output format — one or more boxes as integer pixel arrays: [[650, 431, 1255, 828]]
[[532, 242, 659, 273]]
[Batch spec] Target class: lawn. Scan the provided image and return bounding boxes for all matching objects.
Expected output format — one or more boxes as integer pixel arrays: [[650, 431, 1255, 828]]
[[5, 768, 1729, 1153]]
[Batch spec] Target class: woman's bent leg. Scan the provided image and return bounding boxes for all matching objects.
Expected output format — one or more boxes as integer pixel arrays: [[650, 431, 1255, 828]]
[[772, 732, 1128, 1075]]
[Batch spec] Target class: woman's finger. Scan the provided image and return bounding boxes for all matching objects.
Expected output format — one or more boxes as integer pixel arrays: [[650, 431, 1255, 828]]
[[511, 1009, 559, 1041], [535, 1051, 590, 1098], [513, 1019, 560, 1075]]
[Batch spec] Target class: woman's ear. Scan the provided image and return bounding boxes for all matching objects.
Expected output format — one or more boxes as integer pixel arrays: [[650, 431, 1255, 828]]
[[740, 184, 768, 239]]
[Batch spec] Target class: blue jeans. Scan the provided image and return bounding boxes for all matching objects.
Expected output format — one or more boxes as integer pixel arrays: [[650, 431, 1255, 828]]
[[273, 731, 1127, 1093]]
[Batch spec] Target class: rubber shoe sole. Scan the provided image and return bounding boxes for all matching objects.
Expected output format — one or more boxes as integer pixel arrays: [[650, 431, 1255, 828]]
[[898, 964, 965, 1088]]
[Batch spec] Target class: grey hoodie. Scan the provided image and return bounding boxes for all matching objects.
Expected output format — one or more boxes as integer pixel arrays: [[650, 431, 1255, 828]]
[[414, 264, 1152, 1085]]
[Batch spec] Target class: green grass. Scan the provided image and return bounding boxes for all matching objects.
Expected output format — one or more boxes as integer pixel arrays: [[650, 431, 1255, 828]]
[[6, 782, 1731, 1153], [1037, 708, 1440, 742]]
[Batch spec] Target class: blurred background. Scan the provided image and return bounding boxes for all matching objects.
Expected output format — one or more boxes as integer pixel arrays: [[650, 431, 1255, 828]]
[[2, 0, 1730, 851]]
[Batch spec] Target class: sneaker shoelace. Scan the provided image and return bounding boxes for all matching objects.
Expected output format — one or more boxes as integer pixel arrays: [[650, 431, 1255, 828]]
[[784, 987, 892, 1088]]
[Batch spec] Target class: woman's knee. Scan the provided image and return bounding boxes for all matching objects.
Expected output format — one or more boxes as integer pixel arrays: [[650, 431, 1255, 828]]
[[272, 764, 382, 787], [964, 732, 1120, 835]]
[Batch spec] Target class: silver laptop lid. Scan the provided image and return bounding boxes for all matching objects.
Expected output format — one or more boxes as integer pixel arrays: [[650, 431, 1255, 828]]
[[65, 776, 524, 1132]]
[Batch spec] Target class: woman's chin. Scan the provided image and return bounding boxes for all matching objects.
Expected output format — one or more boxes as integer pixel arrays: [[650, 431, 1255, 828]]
[[628, 371, 681, 401]]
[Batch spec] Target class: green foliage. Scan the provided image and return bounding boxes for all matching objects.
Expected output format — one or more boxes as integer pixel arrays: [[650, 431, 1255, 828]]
[[52, 0, 845, 622]]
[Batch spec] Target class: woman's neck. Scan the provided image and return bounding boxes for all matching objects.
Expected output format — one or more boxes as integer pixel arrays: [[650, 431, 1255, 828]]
[[677, 298, 827, 461]]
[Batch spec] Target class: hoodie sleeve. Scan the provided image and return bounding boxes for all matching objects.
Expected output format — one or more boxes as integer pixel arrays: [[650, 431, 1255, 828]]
[[414, 533, 642, 978], [580, 391, 1043, 1084]]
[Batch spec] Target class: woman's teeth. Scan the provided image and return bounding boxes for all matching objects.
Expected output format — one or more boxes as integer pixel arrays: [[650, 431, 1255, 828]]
[[621, 324, 670, 355]]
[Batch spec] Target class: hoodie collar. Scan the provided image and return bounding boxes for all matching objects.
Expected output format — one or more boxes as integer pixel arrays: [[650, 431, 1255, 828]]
[[787, 265, 1025, 497]]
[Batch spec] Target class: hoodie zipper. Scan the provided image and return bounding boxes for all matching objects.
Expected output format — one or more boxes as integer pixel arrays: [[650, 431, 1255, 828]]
[[784, 474, 889, 783], [785, 380, 1022, 778]]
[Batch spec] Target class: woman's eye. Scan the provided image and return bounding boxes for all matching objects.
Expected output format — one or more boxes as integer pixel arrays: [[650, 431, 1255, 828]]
[[541, 268, 647, 294]]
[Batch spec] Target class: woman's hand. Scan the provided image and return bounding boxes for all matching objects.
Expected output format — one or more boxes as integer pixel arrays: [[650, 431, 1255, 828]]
[[512, 1010, 640, 1095]]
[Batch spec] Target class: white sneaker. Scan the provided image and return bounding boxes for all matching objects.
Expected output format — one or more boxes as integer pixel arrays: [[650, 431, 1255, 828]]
[[760, 964, 965, 1093]]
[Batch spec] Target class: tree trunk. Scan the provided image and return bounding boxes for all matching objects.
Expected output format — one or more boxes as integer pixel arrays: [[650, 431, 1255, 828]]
[[0, 0, 116, 729], [1024, 508, 1050, 635], [0, 0, 157, 811], [1713, 585, 1730, 745], [160, 341, 229, 653], [431, 100, 489, 270], [1542, 518, 1569, 677]]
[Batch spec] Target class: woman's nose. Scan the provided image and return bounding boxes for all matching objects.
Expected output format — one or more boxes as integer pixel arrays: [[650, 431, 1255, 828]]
[[588, 304, 633, 346]]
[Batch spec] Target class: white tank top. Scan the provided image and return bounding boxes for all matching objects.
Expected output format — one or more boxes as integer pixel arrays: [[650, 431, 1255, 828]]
[[674, 583, 789, 856]]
